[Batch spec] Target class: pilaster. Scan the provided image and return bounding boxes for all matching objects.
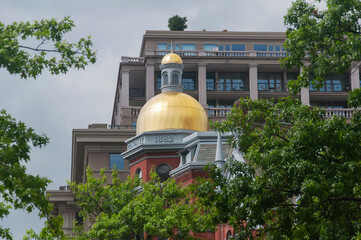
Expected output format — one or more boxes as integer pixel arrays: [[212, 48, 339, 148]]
[[198, 63, 207, 106], [351, 63, 360, 90], [146, 63, 155, 100], [249, 64, 258, 100], [121, 70, 130, 107]]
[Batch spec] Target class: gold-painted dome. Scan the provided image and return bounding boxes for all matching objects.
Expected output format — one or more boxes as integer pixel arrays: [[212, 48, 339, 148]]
[[161, 52, 183, 65], [136, 92, 208, 134]]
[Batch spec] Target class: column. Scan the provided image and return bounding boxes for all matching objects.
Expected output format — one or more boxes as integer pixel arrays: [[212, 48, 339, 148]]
[[351, 63, 360, 90], [300, 67, 310, 106], [146, 63, 155, 100], [301, 87, 310, 106], [249, 64, 258, 100], [121, 70, 130, 107], [115, 86, 121, 125], [198, 63, 207, 106]]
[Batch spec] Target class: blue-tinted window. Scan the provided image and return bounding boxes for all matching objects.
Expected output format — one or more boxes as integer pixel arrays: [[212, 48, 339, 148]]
[[174, 44, 181, 50], [132, 121, 136, 129], [207, 100, 215, 107], [276, 45, 281, 51], [110, 154, 124, 170], [203, 44, 217, 51], [157, 43, 167, 50], [225, 45, 230, 51], [219, 73, 248, 91], [155, 73, 161, 90], [254, 44, 267, 51], [258, 73, 283, 91], [218, 45, 224, 51], [182, 44, 196, 51], [232, 44, 245, 51], [269, 46, 274, 51], [206, 73, 215, 90], [310, 75, 346, 92], [182, 72, 196, 90], [220, 100, 233, 108]]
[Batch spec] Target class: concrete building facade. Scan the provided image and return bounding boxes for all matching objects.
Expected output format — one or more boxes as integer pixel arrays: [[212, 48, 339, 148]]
[[49, 30, 360, 238]]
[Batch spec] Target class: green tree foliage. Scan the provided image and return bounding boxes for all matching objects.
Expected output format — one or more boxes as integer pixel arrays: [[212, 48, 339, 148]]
[[195, 97, 361, 239], [282, 0, 361, 93], [0, 17, 96, 240], [0, 16, 96, 79], [65, 168, 215, 240], [168, 15, 188, 31]]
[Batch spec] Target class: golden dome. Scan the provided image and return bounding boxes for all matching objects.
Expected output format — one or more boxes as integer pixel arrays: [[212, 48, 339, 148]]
[[136, 92, 208, 134], [161, 52, 183, 65]]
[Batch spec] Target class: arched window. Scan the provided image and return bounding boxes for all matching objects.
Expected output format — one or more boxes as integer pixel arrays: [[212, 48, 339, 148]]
[[163, 73, 169, 85], [171, 72, 179, 85], [226, 230, 232, 240], [135, 168, 142, 180], [156, 164, 171, 182]]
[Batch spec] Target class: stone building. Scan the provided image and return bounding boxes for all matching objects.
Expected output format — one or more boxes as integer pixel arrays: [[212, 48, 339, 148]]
[[48, 30, 360, 238]]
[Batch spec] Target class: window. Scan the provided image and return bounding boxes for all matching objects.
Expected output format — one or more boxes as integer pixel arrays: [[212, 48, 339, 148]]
[[219, 73, 248, 91], [135, 168, 142, 180], [207, 100, 215, 107], [182, 72, 197, 90], [157, 43, 167, 50], [309, 75, 349, 92], [132, 121, 136, 129], [311, 101, 347, 108], [156, 72, 161, 90], [157, 43, 195, 51], [206, 72, 215, 90], [219, 100, 234, 108], [253, 44, 267, 51], [171, 72, 179, 85], [156, 164, 171, 182], [226, 230, 232, 240], [163, 73, 169, 85], [232, 44, 245, 51], [258, 73, 284, 92], [203, 44, 217, 51], [109, 154, 124, 170], [182, 44, 195, 51]]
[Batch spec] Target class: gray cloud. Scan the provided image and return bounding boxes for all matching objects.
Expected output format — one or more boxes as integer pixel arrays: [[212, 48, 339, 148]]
[[0, 0, 293, 238]]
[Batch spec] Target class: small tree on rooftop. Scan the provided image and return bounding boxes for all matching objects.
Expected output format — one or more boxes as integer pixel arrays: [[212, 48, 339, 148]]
[[168, 15, 187, 31]]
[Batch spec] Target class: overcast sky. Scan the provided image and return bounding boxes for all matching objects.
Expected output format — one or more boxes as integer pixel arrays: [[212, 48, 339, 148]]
[[0, 0, 294, 238]]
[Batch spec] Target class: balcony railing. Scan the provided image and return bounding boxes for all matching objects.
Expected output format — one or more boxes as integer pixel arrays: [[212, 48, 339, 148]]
[[118, 106, 360, 122], [108, 125, 136, 130], [151, 50, 290, 58], [207, 108, 232, 117], [322, 108, 359, 118]]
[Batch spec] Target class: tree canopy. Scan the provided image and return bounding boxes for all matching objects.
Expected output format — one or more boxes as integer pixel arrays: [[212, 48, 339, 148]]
[[168, 15, 188, 31], [0, 17, 96, 240], [282, 0, 361, 93], [194, 97, 361, 239], [0, 16, 96, 79], [56, 168, 214, 240]]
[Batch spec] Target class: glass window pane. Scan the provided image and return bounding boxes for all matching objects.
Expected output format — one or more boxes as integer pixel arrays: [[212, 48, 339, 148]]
[[110, 154, 124, 170], [232, 44, 245, 51], [182, 44, 196, 50], [182, 72, 196, 90], [225, 45, 230, 51], [269, 45, 274, 51], [157, 43, 167, 50], [203, 44, 217, 51], [218, 45, 224, 51], [275, 45, 281, 51], [254, 44, 267, 51], [174, 44, 181, 50]]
